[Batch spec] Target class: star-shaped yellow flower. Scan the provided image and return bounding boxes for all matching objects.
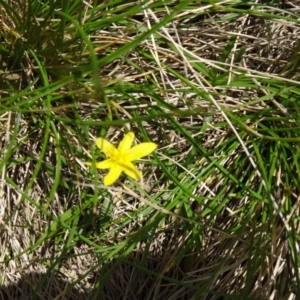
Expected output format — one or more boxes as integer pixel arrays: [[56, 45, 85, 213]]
[[87, 132, 157, 186]]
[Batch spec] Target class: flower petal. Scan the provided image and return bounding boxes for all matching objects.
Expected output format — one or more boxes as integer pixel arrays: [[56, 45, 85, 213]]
[[124, 142, 157, 161], [95, 159, 113, 169], [118, 132, 134, 153], [96, 138, 118, 157], [119, 161, 142, 180], [103, 164, 122, 186], [85, 159, 113, 169]]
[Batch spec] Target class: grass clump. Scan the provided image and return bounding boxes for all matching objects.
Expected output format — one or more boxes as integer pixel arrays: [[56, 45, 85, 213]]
[[1, 0, 300, 299]]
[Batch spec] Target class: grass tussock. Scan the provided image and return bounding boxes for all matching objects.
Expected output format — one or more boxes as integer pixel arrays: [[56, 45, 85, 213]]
[[1, 0, 300, 299]]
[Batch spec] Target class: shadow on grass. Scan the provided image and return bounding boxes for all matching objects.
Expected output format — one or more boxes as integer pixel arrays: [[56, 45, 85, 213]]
[[0, 272, 92, 300]]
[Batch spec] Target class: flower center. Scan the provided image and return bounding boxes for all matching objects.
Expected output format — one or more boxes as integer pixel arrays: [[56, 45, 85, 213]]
[[111, 151, 124, 163]]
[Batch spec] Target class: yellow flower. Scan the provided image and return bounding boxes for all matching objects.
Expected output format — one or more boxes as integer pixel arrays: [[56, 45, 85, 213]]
[[87, 132, 157, 186]]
